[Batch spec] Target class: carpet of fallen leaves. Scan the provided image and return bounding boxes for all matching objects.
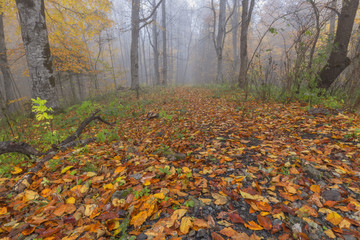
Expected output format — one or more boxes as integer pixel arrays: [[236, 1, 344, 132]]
[[1, 87, 360, 240]]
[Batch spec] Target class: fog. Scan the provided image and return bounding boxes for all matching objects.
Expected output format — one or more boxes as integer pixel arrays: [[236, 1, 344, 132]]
[[1, 0, 358, 107]]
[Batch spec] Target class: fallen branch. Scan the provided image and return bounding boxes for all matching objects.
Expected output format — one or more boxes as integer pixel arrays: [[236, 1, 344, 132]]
[[57, 109, 114, 149], [11, 110, 114, 193], [0, 141, 44, 157]]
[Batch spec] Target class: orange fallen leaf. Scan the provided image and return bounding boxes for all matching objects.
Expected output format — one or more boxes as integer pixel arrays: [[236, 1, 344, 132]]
[[180, 217, 192, 234], [310, 185, 321, 193], [324, 229, 336, 239], [245, 221, 264, 230], [115, 166, 126, 173], [192, 218, 210, 229], [219, 227, 249, 239], [0, 207, 7, 215], [326, 211, 343, 226], [256, 201, 272, 211], [212, 193, 228, 205], [131, 211, 148, 228], [21, 226, 35, 236]]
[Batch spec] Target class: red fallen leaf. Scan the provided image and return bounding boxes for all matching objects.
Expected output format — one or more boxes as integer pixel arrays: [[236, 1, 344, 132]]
[[278, 233, 290, 240], [229, 213, 245, 224], [97, 211, 118, 221], [298, 233, 310, 240], [38, 227, 61, 238], [346, 203, 356, 211], [257, 215, 272, 230], [272, 222, 282, 234], [211, 232, 225, 240], [63, 215, 76, 224], [280, 205, 295, 216]]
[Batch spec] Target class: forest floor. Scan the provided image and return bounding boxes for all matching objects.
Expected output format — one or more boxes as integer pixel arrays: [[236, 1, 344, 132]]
[[1, 87, 360, 240]]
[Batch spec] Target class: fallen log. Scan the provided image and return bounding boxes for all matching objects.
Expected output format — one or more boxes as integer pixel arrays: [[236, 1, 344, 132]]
[[0, 141, 44, 157], [6, 110, 114, 193]]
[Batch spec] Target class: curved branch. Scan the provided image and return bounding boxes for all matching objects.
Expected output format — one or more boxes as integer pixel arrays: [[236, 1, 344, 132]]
[[0, 141, 44, 156]]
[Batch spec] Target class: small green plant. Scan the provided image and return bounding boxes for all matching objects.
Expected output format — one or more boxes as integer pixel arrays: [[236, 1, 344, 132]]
[[159, 166, 171, 175], [48, 158, 61, 172], [41, 177, 52, 186], [82, 162, 97, 172], [32, 97, 54, 133], [134, 187, 150, 198], [184, 199, 194, 208], [159, 110, 173, 121]]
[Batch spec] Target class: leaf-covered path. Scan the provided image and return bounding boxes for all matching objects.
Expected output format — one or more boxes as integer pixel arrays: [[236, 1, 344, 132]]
[[1, 87, 360, 239]]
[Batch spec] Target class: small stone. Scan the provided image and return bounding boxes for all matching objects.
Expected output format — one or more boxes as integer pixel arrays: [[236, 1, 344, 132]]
[[300, 191, 309, 199], [175, 153, 186, 160], [136, 233, 147, 240], [303, 164, 322, 181], [343, 235, 357, 240], [131, 173, 142, 180], [322, 190, 342, 202], [189, 230, 196, 237], [292, 223, 302, 233], [196, 229, 207, 238]]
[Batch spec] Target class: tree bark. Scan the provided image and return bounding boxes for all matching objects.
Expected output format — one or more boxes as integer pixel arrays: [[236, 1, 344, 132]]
[[131, 0, 140, 92], [0, 13, 17, 113], [15, 0, 58, 109], [162, 0, 168, 85], [152, 0, 160, 85], [317, 0, 359, 90], [329, 0, 337, 38], [232, 0, 240, 73], [238, 0, 255, 89]]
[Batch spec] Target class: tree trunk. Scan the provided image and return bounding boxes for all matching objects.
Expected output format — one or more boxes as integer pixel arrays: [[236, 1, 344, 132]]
[[76, 74, 83, 100], [152, 0, 160, 85], [317, 0, 359, 90], [214, 0, 226, 83], [106, 31, 117, 89], [232, 0, 240, 73], [161, 0, 167, 85], [238, 0, 255, 89], [0, 13, 17, 112], [15, 0, 58, 109], [131, 0, 140, 92], [329, 0, 337, 38]]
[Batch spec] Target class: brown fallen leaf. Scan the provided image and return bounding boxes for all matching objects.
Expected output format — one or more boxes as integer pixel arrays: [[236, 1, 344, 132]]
[[211, 232, 225, 240]]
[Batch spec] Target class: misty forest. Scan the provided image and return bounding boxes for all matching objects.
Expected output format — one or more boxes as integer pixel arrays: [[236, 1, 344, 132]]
[[1, 0, 360, 239]]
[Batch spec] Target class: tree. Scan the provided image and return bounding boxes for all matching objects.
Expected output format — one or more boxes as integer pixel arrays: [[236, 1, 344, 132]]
[[130, 0, 163, 95], [15, 0, 58, 109], [317, 0, 359, 90], [161, 0, 167, 85], [211, 0, 227, 83], [238, 0, 255, 89], [151, 0, 160, 85], [0, 11, 17, 112]]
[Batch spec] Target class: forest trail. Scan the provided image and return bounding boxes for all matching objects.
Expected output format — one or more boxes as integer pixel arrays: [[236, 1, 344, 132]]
[[1, 87, 360, 239]]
